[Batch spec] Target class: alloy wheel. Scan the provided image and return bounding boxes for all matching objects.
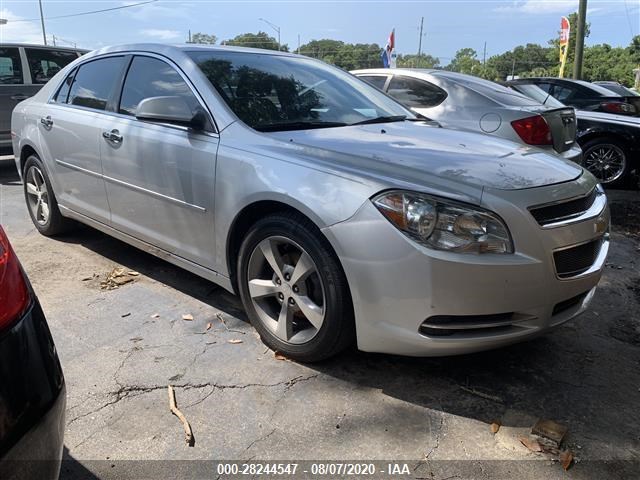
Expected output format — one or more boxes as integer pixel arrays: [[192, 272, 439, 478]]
[[246, 236, 326, 345], [25, 166, 50, 225], [583, 143, 626, 184]]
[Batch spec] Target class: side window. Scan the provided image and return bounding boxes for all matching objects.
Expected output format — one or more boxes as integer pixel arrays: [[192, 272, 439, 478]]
[[387, 76, 447, 108], [534, 82, 551, 93], [119, 56, 200, 117], [0, 48, 24, 85], [25, 48, 78, 84], [68, 56, 125, 111], [552, 85, 576, 102], [359, 75, 388, 91], [53, 69, 76, 103]]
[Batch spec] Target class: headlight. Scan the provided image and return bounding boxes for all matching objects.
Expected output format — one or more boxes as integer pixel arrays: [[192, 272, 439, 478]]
[[372, 190, 513, 254]]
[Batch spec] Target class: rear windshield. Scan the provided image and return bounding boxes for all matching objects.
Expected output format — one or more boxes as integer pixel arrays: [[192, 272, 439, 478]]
[[509, 83, 566, 108], [594, 83, 639, 97], [433, 71, 540, 106]]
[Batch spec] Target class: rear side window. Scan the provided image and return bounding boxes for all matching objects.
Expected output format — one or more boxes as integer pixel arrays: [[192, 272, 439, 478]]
[[53, 69, 76, 103], [552, 85, 578, 102], [119, 56, 200, 116], [0, 48, 23, 85], [25, 48, 78, 84], [68, 56, 125, 111], [387, 76, 447, 108], [359, 75, 388, 91]]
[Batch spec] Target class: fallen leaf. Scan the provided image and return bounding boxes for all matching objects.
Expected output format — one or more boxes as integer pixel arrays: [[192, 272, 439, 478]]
[[151, 313, 160, 319], [559, 450, 573, 470], [182, 314, 194, 321], [228, 339, 243, 344], [490, 422, 501, 434], [519, 436, 543, 453], [206, 322, 212, 331], [274, 351, 287, 361]]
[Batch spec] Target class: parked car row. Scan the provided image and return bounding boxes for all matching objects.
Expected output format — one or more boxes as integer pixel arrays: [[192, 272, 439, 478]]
[[354, 68, 639, 186]]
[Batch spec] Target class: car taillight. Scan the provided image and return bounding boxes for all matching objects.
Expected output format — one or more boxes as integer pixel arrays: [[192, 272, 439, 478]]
[[0, 226, 30, 332], [511, 115, 553, 146], [600, 101, 636, 115]]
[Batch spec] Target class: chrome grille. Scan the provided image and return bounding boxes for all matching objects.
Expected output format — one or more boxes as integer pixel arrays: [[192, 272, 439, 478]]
[[529, 188, 597, 226], [553, 239, 603, 278]]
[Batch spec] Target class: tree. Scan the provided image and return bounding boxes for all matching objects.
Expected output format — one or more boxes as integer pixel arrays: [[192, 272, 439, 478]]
[[189, 33, 217, 45], [396, 53, 440, 68], [298, 39, 382, 70], [446, 48, 481, 75], [222, 31, 287, 51]]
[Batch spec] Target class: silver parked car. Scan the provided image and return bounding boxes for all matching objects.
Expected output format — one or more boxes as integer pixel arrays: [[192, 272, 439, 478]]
[[352, 68, 582, 164], [12, 44, 609, 361]]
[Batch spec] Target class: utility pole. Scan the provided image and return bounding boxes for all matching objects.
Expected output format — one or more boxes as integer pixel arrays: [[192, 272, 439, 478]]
[[297, 34, 300, 54], [573, 0, 588, 79], [511, 56, 516, 79], [482, 41, 487, 75], [417, 16, 424, 67], [52, 34, 56, 46], [38, 0, 47, 45], [188, 29, 192, 43], [259, 18, 281, 51]]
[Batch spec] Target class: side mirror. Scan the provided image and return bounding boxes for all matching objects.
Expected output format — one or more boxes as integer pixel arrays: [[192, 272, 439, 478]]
[[135, 96, 206, 131]]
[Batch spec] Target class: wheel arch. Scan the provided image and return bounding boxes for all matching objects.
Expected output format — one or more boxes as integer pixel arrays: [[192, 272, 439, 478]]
[[225, 199, 344, 294]]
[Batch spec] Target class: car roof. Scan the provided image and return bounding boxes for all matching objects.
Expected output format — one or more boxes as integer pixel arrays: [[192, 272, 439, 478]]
[[86, 42, 301, 59], [0, 42, 87, 52]]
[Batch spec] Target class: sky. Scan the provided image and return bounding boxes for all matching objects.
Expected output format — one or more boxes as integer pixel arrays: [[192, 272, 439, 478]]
[[0, 0, 639, 64]]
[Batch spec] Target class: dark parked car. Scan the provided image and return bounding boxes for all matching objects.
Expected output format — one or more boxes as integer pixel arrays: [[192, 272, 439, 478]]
[[0, 226, 65, 480], [593, 81, 639, 98], [508, 77, 640, 117], [509, 82, 640, 186], [0, 44, 86, 155]]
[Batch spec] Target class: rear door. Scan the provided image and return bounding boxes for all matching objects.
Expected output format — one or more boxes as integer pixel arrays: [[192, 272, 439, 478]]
[[101, 54, 218, 267], [0, 47, 26, 153], [39, 55, 127, 223]]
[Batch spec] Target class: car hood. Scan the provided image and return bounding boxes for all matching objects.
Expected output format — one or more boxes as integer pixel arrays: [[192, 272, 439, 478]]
[[265, 121, 582, 191]]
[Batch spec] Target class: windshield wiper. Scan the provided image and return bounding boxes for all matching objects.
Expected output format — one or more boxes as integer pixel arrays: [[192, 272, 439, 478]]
[[350, 115, 407, 126], [254, 121, 348, 132]]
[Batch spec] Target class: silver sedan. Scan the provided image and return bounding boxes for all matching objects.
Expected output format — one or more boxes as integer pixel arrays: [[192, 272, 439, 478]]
[[352, 68, 582, 164], [12, 44, 609, 361]]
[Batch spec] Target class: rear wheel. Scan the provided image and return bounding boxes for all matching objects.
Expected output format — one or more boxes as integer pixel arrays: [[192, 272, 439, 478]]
[[581, 137, 631, 187], [23, 155, 74, 236], [237, 212, 354, 362]]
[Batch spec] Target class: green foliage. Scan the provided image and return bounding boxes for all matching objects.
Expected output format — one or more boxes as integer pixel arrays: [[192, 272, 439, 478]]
[[189, 33, 217, 45], [222, 31, 288, 51], [396, 53, 440, 68], [299, 39, 382, 70], [446, 48, 482, 75]]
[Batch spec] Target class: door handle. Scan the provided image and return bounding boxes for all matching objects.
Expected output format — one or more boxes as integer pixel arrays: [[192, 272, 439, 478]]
[[102, 129, 123, 144], [40, 116, 53, 128], [11, 94, 30, 101]]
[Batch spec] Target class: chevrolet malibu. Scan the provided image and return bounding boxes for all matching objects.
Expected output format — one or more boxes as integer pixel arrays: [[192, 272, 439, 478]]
[[11, 44, 610, 361]]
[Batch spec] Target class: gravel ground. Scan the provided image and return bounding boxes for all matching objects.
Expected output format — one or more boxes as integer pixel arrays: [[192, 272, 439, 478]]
[[1, 159, 639, 479]]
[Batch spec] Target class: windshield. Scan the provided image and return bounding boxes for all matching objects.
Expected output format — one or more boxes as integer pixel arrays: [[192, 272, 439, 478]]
[[188, 50, 413, 131], [509, 83, 566, 108]]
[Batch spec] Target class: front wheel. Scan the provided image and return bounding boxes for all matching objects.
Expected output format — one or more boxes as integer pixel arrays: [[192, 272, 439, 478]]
[[237, 213, 354, 362], [581, 137, 631, 188]]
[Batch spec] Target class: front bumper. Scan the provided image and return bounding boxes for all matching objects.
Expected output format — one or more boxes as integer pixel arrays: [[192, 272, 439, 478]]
[[323, 174, 608, 356]]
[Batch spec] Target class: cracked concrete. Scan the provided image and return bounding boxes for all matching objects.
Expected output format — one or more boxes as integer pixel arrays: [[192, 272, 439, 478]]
[[2, 162, 640, 479]]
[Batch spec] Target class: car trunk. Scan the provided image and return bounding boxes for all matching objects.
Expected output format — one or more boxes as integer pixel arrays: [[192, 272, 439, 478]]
[[539, 107, 577, 154]]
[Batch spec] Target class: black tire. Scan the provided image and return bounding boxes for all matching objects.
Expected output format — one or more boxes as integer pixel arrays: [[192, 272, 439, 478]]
[[237, 212, 355, 362], [23, 154, 74, 236], [580, 137, 632, 188]]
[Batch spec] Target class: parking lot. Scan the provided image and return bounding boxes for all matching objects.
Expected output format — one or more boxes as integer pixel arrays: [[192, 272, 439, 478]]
[[1, 157, 639, 479]]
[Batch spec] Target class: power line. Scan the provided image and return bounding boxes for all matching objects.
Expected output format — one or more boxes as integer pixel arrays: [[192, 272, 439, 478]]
[[5, 0, 158, 24]]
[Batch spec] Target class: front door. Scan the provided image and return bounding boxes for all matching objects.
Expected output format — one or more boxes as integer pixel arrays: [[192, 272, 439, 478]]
[[101, 55, 218, 268]]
